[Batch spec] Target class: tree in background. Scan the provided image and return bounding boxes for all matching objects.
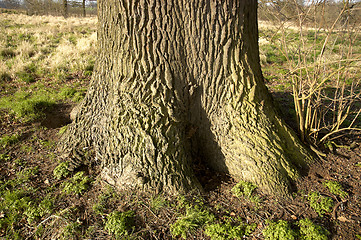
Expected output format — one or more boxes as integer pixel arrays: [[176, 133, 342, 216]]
[[63, 0, 67, 18]]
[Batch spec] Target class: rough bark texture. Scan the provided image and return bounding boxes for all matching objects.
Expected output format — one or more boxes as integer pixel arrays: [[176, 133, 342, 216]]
[[59, 0, 313, 196]]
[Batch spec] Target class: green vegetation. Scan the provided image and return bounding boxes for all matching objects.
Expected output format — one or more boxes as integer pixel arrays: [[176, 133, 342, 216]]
[[231, 180, 260, 203], [298, 218, 330, 240], [308, 191, 334, 217], [62, 171, 92, 195], [53, 161, 71, 180], [170, 203, 215, 239], [263, 220, 298, 240], [0, 134, 20, 148], [204, 218, 256, 240], [323, 181, 348, 199], [150, 195, 168, 212], [104, 210, 135, 239], [263, 218, 330, 240], [0, 90, 56, 122]]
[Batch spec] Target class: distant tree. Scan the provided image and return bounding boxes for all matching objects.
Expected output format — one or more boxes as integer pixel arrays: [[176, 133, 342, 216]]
[[2, 0, 21, 9], [63, 0, 68, 18], [82, 0, 86, 17]]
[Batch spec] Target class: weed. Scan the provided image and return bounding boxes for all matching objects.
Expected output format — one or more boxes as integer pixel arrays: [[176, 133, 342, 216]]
[[308, 191, 334, 217], [0, 189, 31, 237], [231, 181, 259, 203], [356, 162, 361, 168], [0, 153, 11, 162], [263, 220, 298, 240], [204, 217, 256, 240], [298, 218, 330, 240], [53, 161, 71, 179], [58, 125, 68, 135], [58, 87, 86, 102], [150, 195, 168, 212], [63, 221, 82, 239], [16, 70, 35, 83], [170, 204, 215, 239], [104, 210, 135, 239], [323, 180, 348, 199], [0, 134, 20, 148], [0, 48, 16, 58], [62, 171, 91, 195], [24, 196, 54, 224], [0, 72, 12, 82]]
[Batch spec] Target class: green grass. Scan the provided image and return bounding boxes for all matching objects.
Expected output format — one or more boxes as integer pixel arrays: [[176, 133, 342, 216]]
[[0, 134, 20, 148], [298, 218, 330, 240], [0, 90, 57, 122], [170, 203, 215, 239]]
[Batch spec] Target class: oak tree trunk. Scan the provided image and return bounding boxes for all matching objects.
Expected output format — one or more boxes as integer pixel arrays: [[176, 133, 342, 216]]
[[59, 0, 313, 197]]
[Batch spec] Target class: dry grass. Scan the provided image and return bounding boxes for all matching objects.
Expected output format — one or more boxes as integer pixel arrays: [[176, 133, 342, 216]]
[[0, 13, 97, 83]]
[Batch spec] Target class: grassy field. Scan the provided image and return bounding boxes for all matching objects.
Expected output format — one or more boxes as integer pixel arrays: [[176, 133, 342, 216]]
[[0, 12, 360, 240]]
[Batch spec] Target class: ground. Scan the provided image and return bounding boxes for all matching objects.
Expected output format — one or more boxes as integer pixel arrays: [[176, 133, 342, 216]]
[[0, 10, 360, 240]]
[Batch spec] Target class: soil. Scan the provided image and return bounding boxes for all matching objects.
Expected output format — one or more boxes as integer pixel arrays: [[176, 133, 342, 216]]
[[0, 87, 360, 239]]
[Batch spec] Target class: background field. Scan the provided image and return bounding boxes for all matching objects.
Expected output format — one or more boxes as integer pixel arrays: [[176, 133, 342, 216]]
[[0, 7, 361, 240]]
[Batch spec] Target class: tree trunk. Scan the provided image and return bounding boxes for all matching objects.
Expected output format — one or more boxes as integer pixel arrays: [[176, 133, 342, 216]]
[[59, 0, 313, 197], [82, 0, 86, 17], [63, 0, 68, 18]]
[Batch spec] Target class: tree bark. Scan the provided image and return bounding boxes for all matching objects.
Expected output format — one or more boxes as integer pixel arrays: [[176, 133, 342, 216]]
[[59, 0, 313, 197]]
